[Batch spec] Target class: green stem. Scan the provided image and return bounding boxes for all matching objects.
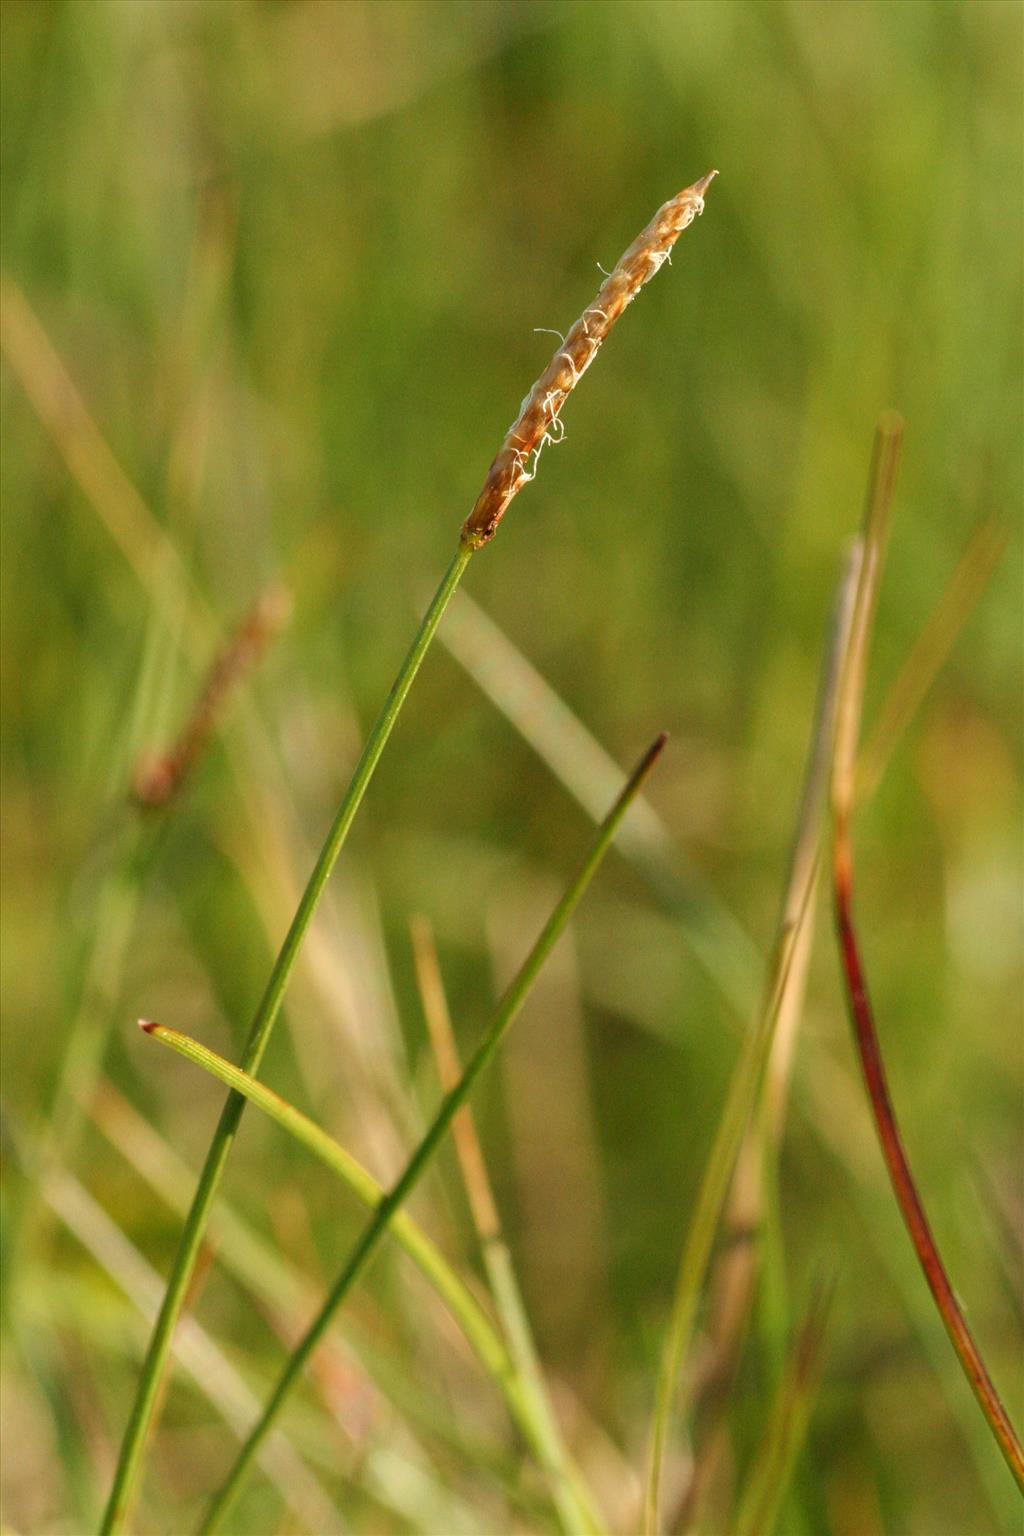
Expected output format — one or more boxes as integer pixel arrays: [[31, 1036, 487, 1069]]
[[100, 542, 474, 1535], [139, 1023, 529, 1421], [642, 540, 865, 1536], [199, 733, 667, 1534], [413, 916, 603, 1534], [483, 1236, 604, 1534], [642, 908, 812, 1536]]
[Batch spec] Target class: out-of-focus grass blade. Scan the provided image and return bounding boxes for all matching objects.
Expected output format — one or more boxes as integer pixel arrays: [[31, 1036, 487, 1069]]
[[86, 1082, 512, 1527], [857, 516, 1007, 801], [675, 540, 862, 1526], [3, 542, 187, 1308], [137, 1017, 549, 1449], [731, 1281, 833, 1536], [104, 536, 475, 1534], [439, 590, 761, 1014], [199, 732, 667, 1532], [137, 1009, 600, 1531], [411, 914, 605, 1536], [1, 273, 421, 1162], [90, 1079, 316, 1320], [0, 276, 214, 658], [33, 1161, 342, 1533], [0, 272, 292, 1318], [831, 414, 902, 822], [642, 537, 864, 1536]]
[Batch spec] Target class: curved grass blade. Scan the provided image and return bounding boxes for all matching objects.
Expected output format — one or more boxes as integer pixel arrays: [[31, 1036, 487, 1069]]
[[135, 1021, 550, 1451], [87, 1081, 502, 1528], [830, 424, 1024, 1495], [101, 542, 474, 1534], [684, 498, 1009, 1520], [832, 865, 1024, 1494], [198, 733, 667, 1533]]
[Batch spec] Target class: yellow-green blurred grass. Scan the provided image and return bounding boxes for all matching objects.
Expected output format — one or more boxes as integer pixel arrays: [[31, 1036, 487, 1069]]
[[2, 2, 1021, 1532]]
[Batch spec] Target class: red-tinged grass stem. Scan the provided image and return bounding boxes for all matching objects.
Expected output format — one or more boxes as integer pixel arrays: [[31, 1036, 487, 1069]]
[[198, 735, 667, 1534], [832, 813, 1024, 1494], [642, 541, 864, 1536], [830, 416, 1024, 1496]]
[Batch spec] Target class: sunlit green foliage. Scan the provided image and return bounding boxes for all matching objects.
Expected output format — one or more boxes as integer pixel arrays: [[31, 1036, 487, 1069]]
[[2, 3, 1020, 1532]]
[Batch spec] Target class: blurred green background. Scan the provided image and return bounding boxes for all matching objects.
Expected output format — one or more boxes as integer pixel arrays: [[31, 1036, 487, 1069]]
[[1, 2, 1021, 1532]]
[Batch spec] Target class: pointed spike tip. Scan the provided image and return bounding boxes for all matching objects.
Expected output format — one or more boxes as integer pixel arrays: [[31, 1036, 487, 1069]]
[[692, 169, 719, 199], [637, 730, 670, 780], [138, 1018, 159, 1034]]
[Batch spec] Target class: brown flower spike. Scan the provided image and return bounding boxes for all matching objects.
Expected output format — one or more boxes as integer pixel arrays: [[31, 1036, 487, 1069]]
[[133, 584, 292, 808], [461, 170, 718, 549]]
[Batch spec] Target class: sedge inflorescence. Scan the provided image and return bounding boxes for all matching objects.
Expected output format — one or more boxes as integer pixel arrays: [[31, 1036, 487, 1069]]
[[461, 169, 717, 549]]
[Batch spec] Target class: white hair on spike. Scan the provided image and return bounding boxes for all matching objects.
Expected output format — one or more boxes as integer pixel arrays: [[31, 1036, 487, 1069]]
[[462, 170, 718, 546]]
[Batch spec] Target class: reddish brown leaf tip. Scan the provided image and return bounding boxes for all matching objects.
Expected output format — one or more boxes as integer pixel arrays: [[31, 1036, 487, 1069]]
[[137, 1018, 159, 1034], [132, 756, 177, 809], [635, 731, 669, 782]]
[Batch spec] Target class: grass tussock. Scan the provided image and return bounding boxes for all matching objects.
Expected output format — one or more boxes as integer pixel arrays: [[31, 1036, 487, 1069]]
[[2, 6, 1021, 1535]]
